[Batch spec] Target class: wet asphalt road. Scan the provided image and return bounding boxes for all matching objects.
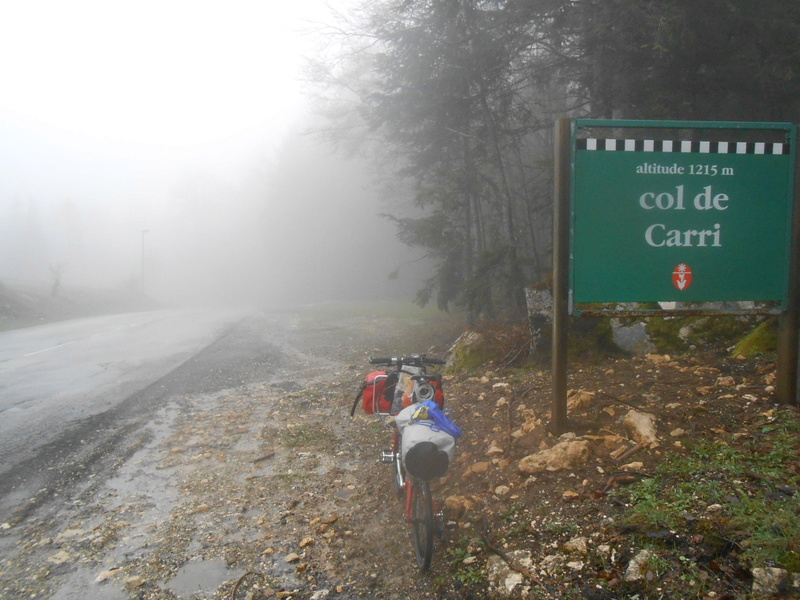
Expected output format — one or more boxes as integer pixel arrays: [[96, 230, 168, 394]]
[[0, 309, 296, 522]]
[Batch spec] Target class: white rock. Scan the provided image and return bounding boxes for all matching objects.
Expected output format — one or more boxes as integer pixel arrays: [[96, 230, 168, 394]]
[[562, 536, 589, 556], [622, 410, 659, 445], [567, 389, 595, 412], [95, 569, 119, 583], [624, 549, 655, 582], [518, 439, 591, 474], [752, 567, 788, 596], [487, 444, 504, 456], [620, 461, 645, 471], [486, 550, 533, 595], [124, 576, 146, 590], [539, 554, 565, 575]]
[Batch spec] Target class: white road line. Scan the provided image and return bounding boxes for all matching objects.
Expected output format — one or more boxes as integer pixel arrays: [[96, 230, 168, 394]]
[[24, 341, 78, 357]]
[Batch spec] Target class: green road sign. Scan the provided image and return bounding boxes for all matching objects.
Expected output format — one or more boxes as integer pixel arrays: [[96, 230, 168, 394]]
[[571, 120, 797, 307]]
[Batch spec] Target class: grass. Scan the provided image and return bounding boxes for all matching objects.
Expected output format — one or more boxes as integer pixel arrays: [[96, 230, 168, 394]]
[[296, 300, 446, 323], [614, 407, 800, 572], [294, 300, 464, 365], [445, 537, 487, 586]]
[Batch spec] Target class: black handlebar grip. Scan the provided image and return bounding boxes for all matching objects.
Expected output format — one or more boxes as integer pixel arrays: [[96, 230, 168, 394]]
[[426, 358, 447, 365], [369, 356, 392, 364]]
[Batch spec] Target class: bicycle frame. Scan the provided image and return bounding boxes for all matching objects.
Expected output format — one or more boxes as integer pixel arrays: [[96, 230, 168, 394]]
[[358, 353, 447, 572]]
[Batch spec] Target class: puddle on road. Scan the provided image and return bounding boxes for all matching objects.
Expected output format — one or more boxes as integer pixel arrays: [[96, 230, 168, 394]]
[[46, 560, 243, 600], [48, 567, 127, 600], [101, 404, 182, 561], [166, 558, 239, 598], [334, 485, 358, 501]]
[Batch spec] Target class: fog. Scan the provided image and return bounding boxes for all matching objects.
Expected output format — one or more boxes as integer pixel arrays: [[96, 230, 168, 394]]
[[0, 1, 427, 308]]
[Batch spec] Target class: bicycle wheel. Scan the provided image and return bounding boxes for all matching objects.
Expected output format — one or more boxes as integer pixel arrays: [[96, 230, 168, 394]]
[[410, 477, 434, 571]]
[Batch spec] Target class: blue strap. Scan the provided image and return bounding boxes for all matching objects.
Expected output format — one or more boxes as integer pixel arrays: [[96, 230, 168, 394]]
[[414, 400, 463, 438]]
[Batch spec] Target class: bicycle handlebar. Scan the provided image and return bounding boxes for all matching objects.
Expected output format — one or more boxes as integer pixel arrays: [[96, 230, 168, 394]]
[[368, 357, 392, 364], [368, 354, 446, 366]]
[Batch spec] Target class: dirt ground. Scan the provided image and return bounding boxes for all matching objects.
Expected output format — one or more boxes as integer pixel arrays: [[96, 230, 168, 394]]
[[430, 341, 798, 600], [1, 292, 798, 600]]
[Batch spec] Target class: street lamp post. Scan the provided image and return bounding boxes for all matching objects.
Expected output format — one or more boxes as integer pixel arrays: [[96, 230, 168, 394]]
[[141, 229, 150, 295]]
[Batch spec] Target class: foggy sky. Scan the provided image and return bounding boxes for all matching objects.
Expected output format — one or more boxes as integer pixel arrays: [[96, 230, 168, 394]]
[[0, 1, 426, 307]]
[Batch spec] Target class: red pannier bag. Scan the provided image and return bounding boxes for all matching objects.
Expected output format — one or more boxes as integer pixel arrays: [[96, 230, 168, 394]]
[[431, 378, 445, 406], [361, 371, 393, 414]]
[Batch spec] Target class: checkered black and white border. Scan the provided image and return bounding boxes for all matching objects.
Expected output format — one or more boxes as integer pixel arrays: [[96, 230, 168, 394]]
[[576, 138, 790, 155]]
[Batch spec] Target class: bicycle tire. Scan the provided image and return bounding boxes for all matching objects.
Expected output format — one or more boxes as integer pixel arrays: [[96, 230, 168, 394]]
[[410, 478, 434, 571]]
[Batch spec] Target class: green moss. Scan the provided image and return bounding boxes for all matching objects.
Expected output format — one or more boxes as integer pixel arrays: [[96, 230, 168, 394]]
[[446, 331, 490, 373], [643, 316, 687, 353], [567, 316, 619, 357], [730, 318, 778, 357], [645, 314, 763, 354], [452, 350, 490, 372]]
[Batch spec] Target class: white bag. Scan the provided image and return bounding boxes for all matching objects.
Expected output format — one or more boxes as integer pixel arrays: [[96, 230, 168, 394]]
[[396, 404, 455, 479]]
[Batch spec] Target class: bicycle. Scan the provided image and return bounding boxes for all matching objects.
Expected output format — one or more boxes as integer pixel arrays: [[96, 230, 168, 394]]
[[350, 353, 449, 572]]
